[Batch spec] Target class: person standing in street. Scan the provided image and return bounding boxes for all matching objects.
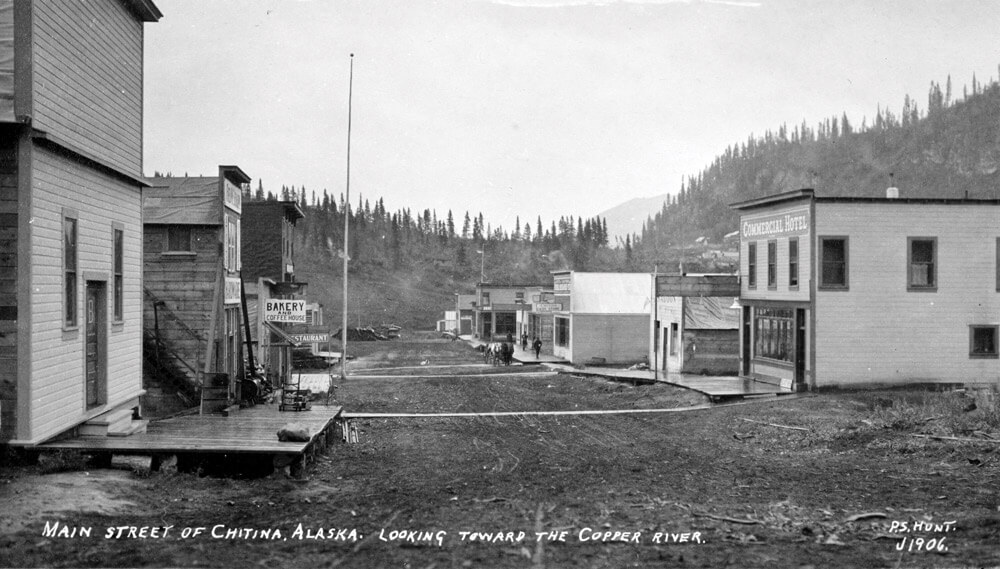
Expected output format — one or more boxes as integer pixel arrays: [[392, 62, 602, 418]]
[[521, 333, 528, 351], [532, 336, 542, 359]]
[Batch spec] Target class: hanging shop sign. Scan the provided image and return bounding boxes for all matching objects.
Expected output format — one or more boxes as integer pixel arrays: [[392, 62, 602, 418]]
[[289, 333, 328, 343], [264, 299, 307, 323]]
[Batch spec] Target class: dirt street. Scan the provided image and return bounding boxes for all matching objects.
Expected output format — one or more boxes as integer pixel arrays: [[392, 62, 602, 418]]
[[2, 334, 999, 568]]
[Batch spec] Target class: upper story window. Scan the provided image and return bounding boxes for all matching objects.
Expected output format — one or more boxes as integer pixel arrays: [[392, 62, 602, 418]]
[[819, 237, 848, 290], [747, 242, 757, 289], [64, 212, 78, 328], [481, 292, 490, 306], [515, 292, 524, 303], [788, 238, 799, 288], [767, 240, 777, 289], [166, 226, 192, 252], [907, 237, 936, 291]]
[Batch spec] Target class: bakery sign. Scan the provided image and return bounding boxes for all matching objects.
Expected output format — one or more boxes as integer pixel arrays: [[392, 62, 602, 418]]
[[264, 299, 306, 323]]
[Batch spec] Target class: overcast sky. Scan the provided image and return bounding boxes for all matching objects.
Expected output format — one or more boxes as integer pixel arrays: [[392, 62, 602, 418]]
[[144, 0, 1000, 230]]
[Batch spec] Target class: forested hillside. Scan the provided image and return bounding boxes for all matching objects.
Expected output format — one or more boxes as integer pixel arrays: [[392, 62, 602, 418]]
[[634, 70, 1000, 267], [243, 185, 621, 328], [248, 68, 1000, 327]]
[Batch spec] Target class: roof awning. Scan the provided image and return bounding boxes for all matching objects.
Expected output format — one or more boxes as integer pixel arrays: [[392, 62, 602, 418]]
[[264, 321, 302, 347]]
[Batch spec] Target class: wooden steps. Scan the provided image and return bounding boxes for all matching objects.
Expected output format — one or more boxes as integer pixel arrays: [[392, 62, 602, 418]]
[[80, 408, 147, 437]]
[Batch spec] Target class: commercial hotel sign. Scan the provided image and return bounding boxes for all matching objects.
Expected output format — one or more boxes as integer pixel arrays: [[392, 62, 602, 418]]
[[741, 207, 810, 239]]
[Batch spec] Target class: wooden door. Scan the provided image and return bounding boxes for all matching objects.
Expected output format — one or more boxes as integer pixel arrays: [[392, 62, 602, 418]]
[[85, 282, 106, 407]]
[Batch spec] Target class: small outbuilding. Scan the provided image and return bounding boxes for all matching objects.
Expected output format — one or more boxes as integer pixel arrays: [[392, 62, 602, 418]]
[[652, 274, 740, 375]]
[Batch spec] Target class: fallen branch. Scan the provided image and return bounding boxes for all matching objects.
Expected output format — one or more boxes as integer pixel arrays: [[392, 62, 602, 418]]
[[741, 418, 809, 432], [910, 434, 1000, 444], [692, 511, 761, 525]]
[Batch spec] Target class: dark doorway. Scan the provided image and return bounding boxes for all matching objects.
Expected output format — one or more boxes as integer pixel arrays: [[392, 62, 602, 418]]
[[741, 306, 751, 376], [794, 308, 806, 389], [85, 282, 107, 408]]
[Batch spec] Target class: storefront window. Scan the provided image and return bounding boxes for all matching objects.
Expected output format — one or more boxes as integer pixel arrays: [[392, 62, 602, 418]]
[[754, 307, 794, 362]]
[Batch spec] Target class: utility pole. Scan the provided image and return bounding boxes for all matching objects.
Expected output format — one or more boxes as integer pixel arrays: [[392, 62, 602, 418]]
[[340, 53, 354, 382]]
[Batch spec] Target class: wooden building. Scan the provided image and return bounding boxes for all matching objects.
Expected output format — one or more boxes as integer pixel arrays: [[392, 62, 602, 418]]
[[143, 166, 250, 414], [240, 200, 307, 389], [550, 271, 652, 365], [0, 0, 161, 445], [652, 274, 740, 375], [525, 287, 560, 356], [454, 294, 475, 336], [732, 188, 1000, 389], [472, 283, 544, 341]]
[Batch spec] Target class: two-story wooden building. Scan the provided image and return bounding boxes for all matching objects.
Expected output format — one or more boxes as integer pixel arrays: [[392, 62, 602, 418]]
[[0, 0, 161, 444], [143, 166, 250, 414], [732, 188, 1000, 389], [472, 283, 542, 341], [240, 200, 307, 389]]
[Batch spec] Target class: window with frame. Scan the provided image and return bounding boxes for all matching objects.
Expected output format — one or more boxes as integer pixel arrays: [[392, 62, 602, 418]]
[[753, 307, 794, 362], [113, 225, 124, 322], [970, 326, 998, 358], [515, 292, 524, 303], [819, 237, 848, 289], [767, 240, 777, 288], [481, 292, 490, 306], [166, 225, 192, 252], [555, 317, 569, 347], [789, 238, 799, 288], [64, 214, 78, 327], [908, 237, 936, 291], [747, 242, 757, 288]]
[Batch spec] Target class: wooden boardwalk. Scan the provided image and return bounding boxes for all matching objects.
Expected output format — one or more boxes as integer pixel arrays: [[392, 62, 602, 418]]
[[39, 404, 343, 477]]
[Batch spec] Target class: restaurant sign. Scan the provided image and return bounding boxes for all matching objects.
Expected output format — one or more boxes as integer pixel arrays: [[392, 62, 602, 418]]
[[264, 299, 307, 323], [534, 303, 563, 313], [289, 333, 329, 343], [741, 207, 809, 240]]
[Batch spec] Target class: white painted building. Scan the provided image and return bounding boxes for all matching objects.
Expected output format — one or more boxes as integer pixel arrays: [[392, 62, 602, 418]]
[[551, 272, 652, 365], [0, 0, 161, 444], [732, 188, 1000, 390]]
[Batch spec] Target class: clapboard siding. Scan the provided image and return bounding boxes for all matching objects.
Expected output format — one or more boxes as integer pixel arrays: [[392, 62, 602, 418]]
[[143, 225, 222, 386], [27, 146, 142, 442], [30, 0, 143, 175], [740, 204, 812, 303], [815, 202, 1000, 386]]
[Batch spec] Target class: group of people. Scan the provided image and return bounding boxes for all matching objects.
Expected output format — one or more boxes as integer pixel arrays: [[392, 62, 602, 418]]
[[504, 332, 543, 358]]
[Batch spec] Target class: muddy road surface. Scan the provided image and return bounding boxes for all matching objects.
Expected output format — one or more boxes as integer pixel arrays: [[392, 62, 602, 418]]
[[2, 333, 999, 568]]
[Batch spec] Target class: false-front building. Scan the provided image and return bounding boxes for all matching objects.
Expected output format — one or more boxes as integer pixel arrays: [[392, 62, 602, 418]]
[[0, 0, 161, 444], [143, 167, 250, 414], [732, 188, 1000, 390]]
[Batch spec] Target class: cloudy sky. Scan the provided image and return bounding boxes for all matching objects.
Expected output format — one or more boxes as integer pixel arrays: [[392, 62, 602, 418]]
[[144, 0, 1000, 230]]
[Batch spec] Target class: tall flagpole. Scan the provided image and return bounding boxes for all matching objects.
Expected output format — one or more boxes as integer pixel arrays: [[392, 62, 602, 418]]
[[341, 53, 354, 381]]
